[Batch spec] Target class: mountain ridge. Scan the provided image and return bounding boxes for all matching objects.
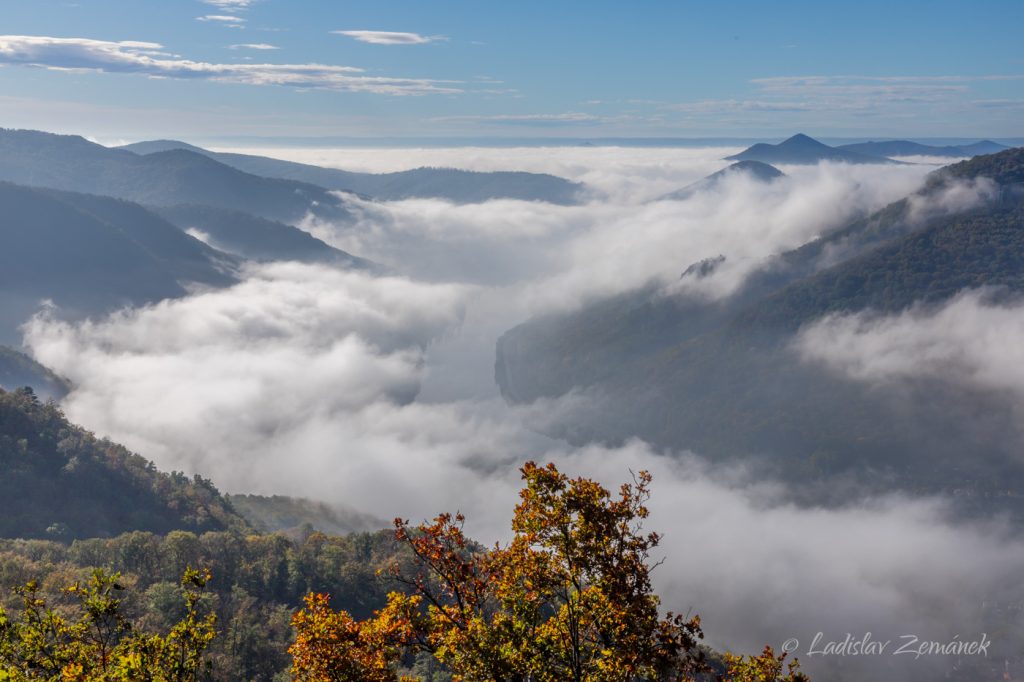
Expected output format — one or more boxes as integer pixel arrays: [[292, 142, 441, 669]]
[[120, 139, 586, 205], [153, 204, 377, 269], [658, 160, 785, 201], [726, 133, 898, 165], [0, 128, 352, 224], [0, 181, 246, 343], [837, 139, 1009, 159]]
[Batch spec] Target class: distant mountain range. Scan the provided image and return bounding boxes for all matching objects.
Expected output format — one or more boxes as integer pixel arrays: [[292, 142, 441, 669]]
[[0, 129, 383, 343], [725, 133, 897, 164], [836, 139, 1008, 158], [120, 139, 586, 205], [724, 133, 1011, 165], [0, 179, 376, 343], [496, 147, 1024, 510], [154, 204, 375, 269], [0, 129, 353, 224], [659, 160, 785, 201]]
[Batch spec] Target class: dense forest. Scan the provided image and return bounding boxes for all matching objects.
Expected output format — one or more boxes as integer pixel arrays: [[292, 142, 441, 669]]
[[0, 527, 409, 680], [0, 385, 428, 678]]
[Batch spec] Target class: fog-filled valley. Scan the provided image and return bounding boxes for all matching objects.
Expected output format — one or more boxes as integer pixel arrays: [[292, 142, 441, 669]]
[[2, 126, 1023, 679]]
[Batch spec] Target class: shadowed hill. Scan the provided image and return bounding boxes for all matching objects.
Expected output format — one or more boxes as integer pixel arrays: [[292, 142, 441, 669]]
[[658, 160, 785, 201], [0, 182, 239, 343], [726, 133, 896, 165], [0, 128, 352, 224], [155, 204, 377, 269], [121, 139, 586, 205]]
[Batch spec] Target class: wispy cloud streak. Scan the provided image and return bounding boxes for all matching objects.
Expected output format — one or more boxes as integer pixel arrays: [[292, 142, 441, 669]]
[[0, 35, 462, 95], [333, 30, 447, 45]]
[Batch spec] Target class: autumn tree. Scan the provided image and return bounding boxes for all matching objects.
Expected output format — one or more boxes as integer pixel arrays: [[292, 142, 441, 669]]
[[290, 461, 710, 681], [722, 646, 809, 682], [0, 567, 217, 681], [290, 592, 418, 682]]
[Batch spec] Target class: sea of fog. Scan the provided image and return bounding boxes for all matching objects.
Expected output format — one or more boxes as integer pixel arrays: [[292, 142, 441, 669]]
[[24, 146, 1020, 679]]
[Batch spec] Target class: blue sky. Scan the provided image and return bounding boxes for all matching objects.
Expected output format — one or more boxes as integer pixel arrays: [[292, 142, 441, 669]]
[[1, 0, 1022, 142]]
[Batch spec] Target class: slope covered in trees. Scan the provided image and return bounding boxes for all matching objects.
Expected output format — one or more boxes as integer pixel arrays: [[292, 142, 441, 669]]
[[0, 387, 249, 540], [0, 464, 819, 681], [657, 161, 785, 201]]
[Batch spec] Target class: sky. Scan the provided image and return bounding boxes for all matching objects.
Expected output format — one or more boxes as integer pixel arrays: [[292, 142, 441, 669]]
[[1, 0, 1023, 143]]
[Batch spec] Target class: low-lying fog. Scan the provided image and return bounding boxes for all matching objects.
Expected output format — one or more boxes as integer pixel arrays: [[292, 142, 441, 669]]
[[24, 146, 1019, 679]]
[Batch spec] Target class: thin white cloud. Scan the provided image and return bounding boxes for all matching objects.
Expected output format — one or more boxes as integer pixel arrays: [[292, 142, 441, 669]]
[[196, 15, 246, 23], [663, 73, 1024, 129], [201, 0, 256, 8], [0, 35, 462, 95], [229, 43, 278, 50], [746, 74, 1024, 109], [751, 74, 1024, 87], [974, 99, 1024, 109], [332, 30, 447, 45], [434, 112, 601, 126], [667, 99, 814, 113]]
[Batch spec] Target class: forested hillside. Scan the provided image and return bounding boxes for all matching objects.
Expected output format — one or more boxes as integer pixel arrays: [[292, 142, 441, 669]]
[[0, 387, 248, 540], [0, 528, 409, 680]]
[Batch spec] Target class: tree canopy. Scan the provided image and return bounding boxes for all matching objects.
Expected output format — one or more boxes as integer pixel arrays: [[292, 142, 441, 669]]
[[290, 461, 807, 682]]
